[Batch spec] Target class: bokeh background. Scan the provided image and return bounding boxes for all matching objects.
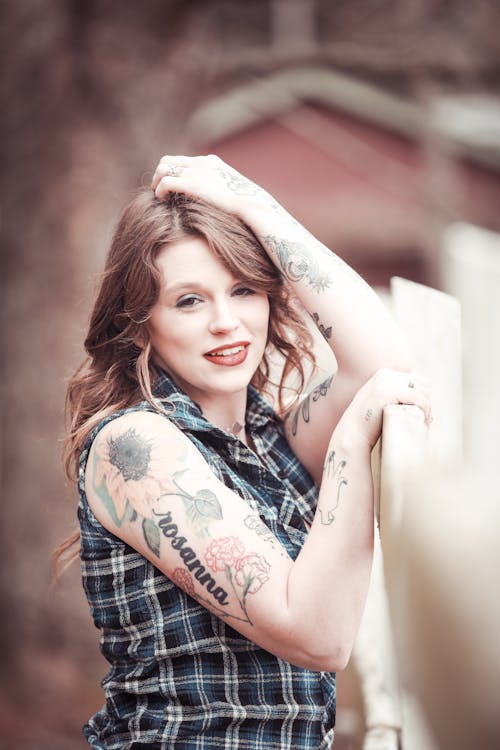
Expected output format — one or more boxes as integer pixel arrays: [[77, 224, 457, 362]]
[[1, 2, 499, 748]]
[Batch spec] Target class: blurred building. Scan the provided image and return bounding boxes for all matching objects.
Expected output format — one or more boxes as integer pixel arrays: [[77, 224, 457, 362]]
[[188, 66, 500, 288]]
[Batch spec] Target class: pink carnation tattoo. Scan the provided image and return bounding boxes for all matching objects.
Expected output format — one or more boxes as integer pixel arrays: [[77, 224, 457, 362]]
[[235, 554, 270, 594], [172, 568, 195, 597], [205, 536, 245, 572], [202, 536, 272, 626]]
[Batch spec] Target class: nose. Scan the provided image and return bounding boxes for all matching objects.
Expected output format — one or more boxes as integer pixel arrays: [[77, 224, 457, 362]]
[[208, 297, 239, 334]]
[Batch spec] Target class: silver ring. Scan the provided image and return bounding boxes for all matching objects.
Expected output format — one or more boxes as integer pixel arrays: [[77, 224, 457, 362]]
[[167, 164, 183, 177], [408, 380, 415, 389]]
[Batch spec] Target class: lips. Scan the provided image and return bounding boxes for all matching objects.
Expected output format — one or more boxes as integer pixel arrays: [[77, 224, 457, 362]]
[[204, 341, 250, 367]]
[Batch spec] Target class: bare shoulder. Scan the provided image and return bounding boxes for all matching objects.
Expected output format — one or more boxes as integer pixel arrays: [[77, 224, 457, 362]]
[[90, 408, 209, 468]]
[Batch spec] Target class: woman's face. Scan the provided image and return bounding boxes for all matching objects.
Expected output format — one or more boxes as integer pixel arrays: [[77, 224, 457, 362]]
[[148, 236, 270, 413]]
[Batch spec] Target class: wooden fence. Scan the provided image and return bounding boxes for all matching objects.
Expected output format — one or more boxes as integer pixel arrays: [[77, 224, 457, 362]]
[[352, 225, 500, 750]]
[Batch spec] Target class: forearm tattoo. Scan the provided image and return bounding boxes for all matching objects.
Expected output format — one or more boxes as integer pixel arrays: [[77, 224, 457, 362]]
[[286, 375, 334, 437], [264, 234, 333, 292], [319, 449, 349, 525], [217, 167, 260, 196], [92, 426, 271, 625], [217, 167, 285, 214]]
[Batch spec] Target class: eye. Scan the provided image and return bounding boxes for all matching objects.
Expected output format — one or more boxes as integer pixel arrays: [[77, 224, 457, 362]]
[[175, 294, 203, 309], [232, 285, 257, 297]]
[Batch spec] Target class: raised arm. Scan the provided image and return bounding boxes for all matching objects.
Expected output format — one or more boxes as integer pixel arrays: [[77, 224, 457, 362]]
[[152, 155, 413, 480], [152, 155, 410, 373]]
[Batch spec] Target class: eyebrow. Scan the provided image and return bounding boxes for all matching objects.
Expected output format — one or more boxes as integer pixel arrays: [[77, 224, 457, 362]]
[[163, 281, 200, 295], [163, 277, 245, 296]]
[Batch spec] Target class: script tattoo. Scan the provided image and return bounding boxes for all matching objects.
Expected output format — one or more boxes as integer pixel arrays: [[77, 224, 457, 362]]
[[319, 449, 348, 525], [149, 508, 230, 606], [263, 235, 333, 293], [144, 511, 271, 625], [287, 375, 334, 436]]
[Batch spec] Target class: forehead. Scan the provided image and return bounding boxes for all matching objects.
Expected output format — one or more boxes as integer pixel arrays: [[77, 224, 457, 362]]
[[156, 237, 233, 286]]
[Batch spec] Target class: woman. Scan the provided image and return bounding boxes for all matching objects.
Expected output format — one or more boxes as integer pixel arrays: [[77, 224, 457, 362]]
[[62, 154, 430, 749]]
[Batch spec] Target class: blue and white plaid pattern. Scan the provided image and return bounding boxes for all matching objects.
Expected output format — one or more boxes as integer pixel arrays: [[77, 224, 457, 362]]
[[78, 372, 336, 749]]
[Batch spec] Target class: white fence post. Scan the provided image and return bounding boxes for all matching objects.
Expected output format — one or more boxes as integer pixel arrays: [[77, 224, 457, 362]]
[[353, 277, 462, 750], [442, 222, 500, 465]]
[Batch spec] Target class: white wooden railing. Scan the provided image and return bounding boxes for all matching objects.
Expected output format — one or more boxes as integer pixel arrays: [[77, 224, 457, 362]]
[[353, 275, 462, 750], [353, 224, 500, 750]]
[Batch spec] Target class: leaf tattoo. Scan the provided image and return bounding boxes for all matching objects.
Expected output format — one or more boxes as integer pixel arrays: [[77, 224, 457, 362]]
[[158, 470, 223, 535], [142, 518, 161, 557]]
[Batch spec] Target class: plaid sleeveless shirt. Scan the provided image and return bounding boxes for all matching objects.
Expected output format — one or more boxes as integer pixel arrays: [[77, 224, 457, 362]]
[[78, 372, 336, 749]]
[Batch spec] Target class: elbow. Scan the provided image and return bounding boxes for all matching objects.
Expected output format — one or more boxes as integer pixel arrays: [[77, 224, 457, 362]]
[[287, 637, 354, 673], [307, 643, 353, 673]]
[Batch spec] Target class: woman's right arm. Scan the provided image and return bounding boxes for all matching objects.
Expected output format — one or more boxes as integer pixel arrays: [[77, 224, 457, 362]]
[[86, 373, 429, 671]]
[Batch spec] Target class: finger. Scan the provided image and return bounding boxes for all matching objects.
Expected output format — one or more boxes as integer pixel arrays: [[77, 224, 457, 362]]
[[152, 155, 193, 189], [399, 386, 432, 425], [405, 374, 431, 399], [154, 174, 192, 200], [152, 164, 181, 190], [159, 154, 191, 164]]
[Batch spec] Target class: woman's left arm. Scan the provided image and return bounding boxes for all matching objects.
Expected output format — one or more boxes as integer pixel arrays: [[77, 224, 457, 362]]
[[152, 155, 413, 480]]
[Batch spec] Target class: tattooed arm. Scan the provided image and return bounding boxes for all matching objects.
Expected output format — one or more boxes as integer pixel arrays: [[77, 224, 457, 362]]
[[86, 372, 429, 671], [152, 155, 413, 480], [87, 411, 293, 634]]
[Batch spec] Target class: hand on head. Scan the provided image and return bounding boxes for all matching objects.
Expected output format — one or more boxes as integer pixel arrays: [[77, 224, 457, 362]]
[[151, 154, 264, 218]]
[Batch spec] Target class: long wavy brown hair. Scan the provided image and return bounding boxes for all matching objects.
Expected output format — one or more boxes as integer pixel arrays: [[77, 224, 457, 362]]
[[56, 190, 315, 572]]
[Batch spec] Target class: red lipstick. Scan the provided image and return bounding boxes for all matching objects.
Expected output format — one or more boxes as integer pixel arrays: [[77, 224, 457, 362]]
[[204, 341, 249, 367]]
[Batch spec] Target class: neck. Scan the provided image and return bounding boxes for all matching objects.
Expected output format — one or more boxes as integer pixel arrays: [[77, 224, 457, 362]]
[[197, 392, 247, 439], [225, 419, 245, 436]]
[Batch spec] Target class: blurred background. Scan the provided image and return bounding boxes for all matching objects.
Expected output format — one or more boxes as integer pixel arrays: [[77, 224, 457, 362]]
[[1, 1, 499, 748]]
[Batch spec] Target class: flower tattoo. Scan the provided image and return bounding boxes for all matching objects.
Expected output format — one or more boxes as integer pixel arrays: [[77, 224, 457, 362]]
[[204, 537, 270, 624], [235, 554, 270, 594], [205, 536, 245, 572], [94, 427, 167, 524], [172, 568, 195, 597]]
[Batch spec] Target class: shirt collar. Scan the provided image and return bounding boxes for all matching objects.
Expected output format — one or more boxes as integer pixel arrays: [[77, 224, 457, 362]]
[[152, 369, 277, 437]]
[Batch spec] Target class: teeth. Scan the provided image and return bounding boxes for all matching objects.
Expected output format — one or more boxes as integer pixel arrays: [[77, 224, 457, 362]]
[[208, 345, 244, 357]]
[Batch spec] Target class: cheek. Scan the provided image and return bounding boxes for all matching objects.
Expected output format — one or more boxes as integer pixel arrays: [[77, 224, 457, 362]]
[[255, 296, 270, 327], [259, 299, 271, 335]]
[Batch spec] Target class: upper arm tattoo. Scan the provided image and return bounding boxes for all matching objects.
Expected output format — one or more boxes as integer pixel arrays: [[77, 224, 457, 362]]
[[93, 427, 165, 525], [91, 424, 272, 626], [244, 515, 288, 559]]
